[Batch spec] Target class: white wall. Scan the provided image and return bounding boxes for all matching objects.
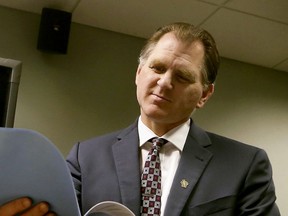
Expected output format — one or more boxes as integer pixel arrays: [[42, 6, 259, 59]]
[[0, 6, 287, 214], [0, 6, 143, 155]]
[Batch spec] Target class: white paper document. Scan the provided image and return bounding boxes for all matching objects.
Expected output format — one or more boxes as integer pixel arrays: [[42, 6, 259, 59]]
[[85, 201, 135, 216]]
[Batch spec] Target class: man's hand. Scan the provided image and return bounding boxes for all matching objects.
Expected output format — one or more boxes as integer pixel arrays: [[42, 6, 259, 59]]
[[0, 197, 56, 216]]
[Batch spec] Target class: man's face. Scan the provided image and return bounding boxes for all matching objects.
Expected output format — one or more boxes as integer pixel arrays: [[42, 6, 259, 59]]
[[135, 33, 214, 131]]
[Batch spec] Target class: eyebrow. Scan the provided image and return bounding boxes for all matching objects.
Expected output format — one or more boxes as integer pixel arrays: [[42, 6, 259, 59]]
[[149, 58, 198, 82], [149, 59, 164, 66]]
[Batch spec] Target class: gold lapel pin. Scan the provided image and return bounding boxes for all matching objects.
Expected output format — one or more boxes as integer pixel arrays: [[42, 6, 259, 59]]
[[180, 179, 189, 188]]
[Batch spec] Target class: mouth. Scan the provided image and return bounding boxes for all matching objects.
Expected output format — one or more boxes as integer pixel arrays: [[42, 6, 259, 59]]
[[151, 93, 172, 103]]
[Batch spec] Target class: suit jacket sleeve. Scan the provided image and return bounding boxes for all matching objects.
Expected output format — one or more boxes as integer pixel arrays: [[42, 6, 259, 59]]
[[66, 142, 83, 212], [66, 124, 141, 215], [236, 149, 280, 215]]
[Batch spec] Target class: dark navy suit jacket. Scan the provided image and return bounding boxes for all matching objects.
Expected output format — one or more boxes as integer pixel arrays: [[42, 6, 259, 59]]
[[66, 120, 280, 215]]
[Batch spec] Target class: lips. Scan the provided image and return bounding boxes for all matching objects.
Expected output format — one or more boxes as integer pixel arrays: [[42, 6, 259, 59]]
[[151, 93, 172, 103]]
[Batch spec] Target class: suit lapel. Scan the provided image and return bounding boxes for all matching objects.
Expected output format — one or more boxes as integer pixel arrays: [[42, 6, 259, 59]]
[[112, 122, 141, 215], [110, 121, 213, 216], [164, 122, 213, 215]]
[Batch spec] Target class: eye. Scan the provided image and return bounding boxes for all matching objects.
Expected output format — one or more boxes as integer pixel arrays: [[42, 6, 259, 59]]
[[149, 65, 166, 74], [176, 75, 190, 83], [175, 71, 196, 84]]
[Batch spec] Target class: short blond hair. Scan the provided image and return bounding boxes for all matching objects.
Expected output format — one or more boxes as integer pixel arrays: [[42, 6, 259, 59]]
[[139, 22, 220, 85]]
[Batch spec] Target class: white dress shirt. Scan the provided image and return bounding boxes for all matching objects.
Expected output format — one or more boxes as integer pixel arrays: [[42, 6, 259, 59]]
[[138, 117, 190, 215]]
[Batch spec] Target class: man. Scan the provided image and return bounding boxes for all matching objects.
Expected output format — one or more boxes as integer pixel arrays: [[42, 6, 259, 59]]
[[67, 23, 280, 215], [0, 23, 280, 215]]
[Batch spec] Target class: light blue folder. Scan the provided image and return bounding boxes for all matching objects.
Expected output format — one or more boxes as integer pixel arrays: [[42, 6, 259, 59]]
[[0, 128, 135, 216], [0, 128, 81, 215]]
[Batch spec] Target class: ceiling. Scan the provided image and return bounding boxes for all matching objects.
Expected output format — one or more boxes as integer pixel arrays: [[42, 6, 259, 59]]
[[0, 0, 288, 73]]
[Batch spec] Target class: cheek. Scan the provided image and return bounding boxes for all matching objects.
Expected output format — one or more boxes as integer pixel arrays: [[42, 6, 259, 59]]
[[136, 71, 156, 91], [136, 74, 147, 93], [181, 87, 203, 107], [136, 72, 151, 101]]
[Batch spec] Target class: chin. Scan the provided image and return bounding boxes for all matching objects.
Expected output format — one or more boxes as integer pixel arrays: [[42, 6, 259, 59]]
[[144, 111, 176, 124]]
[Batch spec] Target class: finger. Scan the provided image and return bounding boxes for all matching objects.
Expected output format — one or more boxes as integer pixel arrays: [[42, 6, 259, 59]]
[[20, 202, 51, 216], [46, 212, 57, 216], [0, 197, 32, 216]]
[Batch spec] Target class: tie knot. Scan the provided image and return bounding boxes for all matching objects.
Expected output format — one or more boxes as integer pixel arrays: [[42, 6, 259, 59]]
[[150, 137, 167, 149]]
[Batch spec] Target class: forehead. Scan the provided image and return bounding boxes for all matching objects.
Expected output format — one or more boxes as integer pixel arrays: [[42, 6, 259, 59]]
[[148, 33, 205, 69]]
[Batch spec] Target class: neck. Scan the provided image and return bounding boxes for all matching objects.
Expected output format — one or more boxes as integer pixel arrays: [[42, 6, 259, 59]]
[[140, 116, 189, 136]]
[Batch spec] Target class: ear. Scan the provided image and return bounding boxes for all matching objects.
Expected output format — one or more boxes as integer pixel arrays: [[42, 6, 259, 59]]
[[196, 84, 214, 108]]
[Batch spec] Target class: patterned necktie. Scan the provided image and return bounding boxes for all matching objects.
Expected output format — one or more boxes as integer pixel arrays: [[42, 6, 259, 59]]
[[141, 137, 167, 216]]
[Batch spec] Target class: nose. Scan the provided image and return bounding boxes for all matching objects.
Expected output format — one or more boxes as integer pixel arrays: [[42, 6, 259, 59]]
[[157, 72, 173, 89]]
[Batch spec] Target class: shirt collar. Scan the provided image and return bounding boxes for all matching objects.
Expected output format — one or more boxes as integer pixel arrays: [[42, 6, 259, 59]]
[[138, 117, 190, 151]]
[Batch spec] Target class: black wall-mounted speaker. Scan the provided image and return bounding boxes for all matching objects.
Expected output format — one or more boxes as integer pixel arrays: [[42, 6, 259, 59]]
[[37, 8, 72, 54]]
